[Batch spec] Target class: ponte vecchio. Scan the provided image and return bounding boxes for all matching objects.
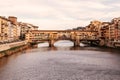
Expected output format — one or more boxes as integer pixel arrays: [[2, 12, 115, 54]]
[[25, 30, 101, 47]]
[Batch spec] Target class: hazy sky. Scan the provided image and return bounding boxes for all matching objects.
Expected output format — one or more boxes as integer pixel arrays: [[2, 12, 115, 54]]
[[0, 0, 120, 30]]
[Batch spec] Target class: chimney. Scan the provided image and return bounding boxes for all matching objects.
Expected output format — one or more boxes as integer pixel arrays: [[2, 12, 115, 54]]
[[8, 16, 17, 25]]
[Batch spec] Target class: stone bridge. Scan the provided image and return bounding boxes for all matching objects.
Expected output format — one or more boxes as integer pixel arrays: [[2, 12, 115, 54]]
[[25, 30, 100, 47]]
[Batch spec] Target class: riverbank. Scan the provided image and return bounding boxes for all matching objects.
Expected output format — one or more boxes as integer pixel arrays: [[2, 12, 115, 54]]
[[0, 41, 28, 51], [0, 41, 30, 58], [0, 41, 120, 59], [0, 44, 30, 58]]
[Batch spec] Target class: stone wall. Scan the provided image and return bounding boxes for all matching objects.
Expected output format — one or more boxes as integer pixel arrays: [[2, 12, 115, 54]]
[[0, 43, 30, 58], [0, 44, 10, 52], [0, 41, 27, 52]]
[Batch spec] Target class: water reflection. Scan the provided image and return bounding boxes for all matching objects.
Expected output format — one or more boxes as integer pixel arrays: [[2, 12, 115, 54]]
[[0, 40, 120, 68], [54, 40, 74, 47], [36, 40, 120, 54], [38, 40, 87, 48], [0, 40, 120, 80]]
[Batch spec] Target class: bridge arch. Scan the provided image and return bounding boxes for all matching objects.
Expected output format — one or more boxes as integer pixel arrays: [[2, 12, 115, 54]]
[[49, 39, 80, 47], [27, 30, 100, 47], [54, 40, 74, 47]]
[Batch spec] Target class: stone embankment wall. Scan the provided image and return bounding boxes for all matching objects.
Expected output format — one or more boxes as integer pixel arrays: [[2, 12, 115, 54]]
[[0, 44, 10, 52], [0, 41, 29, 58], [0, 41, 27, 52]]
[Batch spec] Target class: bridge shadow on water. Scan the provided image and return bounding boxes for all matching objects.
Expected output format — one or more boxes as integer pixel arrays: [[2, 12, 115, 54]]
[[36, 40, 87, 51], [0, 41, 120, 69], [32, 40, 120, 54]]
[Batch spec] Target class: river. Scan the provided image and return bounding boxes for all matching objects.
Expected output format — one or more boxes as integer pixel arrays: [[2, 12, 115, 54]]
[[0, 40, 120, 80]]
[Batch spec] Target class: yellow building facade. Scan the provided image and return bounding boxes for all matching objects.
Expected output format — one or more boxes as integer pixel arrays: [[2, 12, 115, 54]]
[[0, 16, 20, 43], [0, 16, 10, 42]]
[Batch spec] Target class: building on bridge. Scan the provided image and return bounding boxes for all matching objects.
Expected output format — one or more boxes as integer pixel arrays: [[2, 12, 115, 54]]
[[25, 30, 99, 47]]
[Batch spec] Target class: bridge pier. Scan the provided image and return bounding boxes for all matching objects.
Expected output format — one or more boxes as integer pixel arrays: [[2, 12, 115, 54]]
[[74, 35, 80, 47], [49, 40, 55, 47], [99, 39, 105, 46], [74, 40, 80, 47], [90, 41, 93, 46]]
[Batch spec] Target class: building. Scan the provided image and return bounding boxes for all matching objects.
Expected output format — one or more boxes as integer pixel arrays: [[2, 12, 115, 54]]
[[111, 18, 120, 41], [97, 18, 120, 47], [25, 30, 50, 43], [100, 22, 111, 46], [111, 18, 120, 47], [0, 16, 11, 43], [18, 22, 38, 40], [0, 16, 39, 43], [85, 20, 102, 40], [0, 16, 21, 43], [8, 16, 21, 40], [85, 20, 102, 31]]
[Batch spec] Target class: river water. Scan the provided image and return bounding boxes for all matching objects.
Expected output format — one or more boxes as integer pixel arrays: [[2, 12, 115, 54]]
[[0, 40, 120, 80]]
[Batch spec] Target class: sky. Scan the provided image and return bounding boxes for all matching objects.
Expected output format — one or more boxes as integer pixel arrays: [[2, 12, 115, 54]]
[[0, 0, 120, 30]]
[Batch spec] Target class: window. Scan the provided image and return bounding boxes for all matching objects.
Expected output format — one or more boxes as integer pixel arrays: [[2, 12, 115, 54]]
[[118, 25, 120, 29]]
